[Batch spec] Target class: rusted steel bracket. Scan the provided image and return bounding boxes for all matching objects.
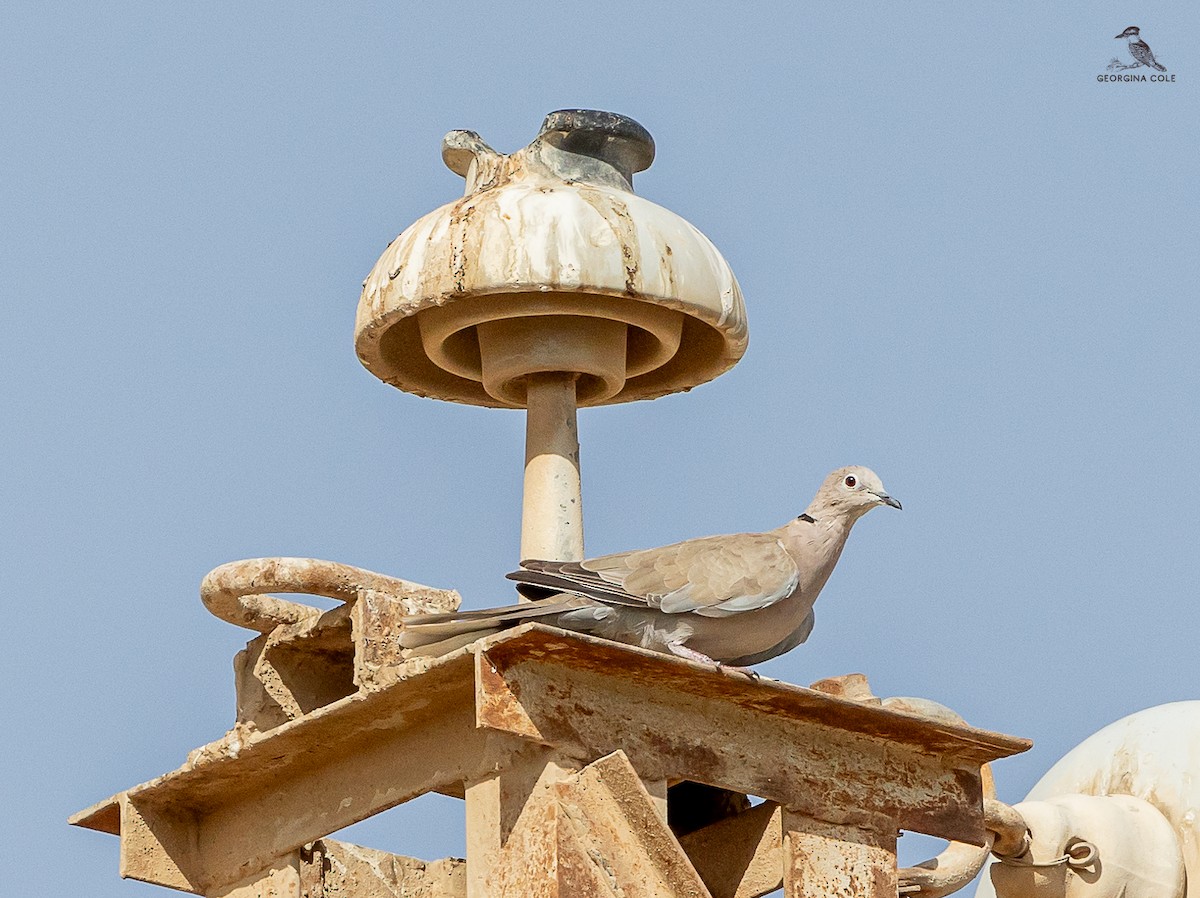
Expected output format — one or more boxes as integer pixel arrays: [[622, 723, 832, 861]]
[[486, 751, 711, 898], [677, 801, 782, 898], [198, 557, 460, 728]]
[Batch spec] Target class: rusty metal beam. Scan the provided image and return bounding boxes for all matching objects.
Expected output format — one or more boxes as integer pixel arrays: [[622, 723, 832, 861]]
[[209, 857, 301, 898], [465, 745, 579, 898], [782, 814, 898, 898], [475, 626, 1029, 844], [119, 795, 202, 892], [71, 649, 526, 893]]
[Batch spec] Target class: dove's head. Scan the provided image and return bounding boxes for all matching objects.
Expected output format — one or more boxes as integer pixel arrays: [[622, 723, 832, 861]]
[[809, 466, 901, 519]]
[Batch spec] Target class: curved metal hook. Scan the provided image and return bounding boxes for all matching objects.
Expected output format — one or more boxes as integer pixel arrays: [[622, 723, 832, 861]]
[[200, 557, 460, 634]]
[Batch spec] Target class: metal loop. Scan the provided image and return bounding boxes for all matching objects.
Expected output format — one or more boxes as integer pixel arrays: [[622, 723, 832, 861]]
[[993, 836, 1098, 870], [1065, 837, 1099, 869]]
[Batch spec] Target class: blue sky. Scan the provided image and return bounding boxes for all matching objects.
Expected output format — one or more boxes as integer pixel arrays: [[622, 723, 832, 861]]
[[3, 2, 1197, 894]]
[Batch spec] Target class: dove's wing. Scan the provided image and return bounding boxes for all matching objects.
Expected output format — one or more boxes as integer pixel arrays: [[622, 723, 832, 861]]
[[510, 532, 801, 619]]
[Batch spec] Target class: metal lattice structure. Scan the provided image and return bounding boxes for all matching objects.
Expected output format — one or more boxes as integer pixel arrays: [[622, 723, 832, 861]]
[[72, 571, 1028, 896]]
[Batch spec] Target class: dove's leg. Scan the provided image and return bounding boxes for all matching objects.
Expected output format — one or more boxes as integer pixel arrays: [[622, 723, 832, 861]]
[[665, 642, 719, 665]]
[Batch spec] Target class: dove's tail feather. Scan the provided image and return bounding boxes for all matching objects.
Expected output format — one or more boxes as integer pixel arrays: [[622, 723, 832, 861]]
[[514, 582, 561, 602], [397, 596, 582, 652], [401, 629, 507, 657]]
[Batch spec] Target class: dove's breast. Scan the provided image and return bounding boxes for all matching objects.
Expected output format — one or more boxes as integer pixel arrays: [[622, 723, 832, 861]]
[[683, 583, 817, 662]]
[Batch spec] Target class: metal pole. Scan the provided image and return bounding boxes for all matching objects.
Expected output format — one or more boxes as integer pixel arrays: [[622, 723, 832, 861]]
[[521, 372, 584, 568]]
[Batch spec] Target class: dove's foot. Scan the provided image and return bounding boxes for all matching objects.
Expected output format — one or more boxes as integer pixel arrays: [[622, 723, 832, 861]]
[[667, 643, 761, 681], [720, 664, 761, 682]]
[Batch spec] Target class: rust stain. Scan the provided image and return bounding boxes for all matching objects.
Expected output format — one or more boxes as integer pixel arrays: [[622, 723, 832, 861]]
[[660, 243, 676, 296], [484, 628, 1029, 761], [871, 862, 895, 896], [642, 729, 723, 774], [476, 659, 544, 742], [575, 187, 641, 296], [449, 201, 477, 294]]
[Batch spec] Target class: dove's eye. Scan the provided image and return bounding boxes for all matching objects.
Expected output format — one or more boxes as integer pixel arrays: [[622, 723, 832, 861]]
[[844, 475, 857, 488]]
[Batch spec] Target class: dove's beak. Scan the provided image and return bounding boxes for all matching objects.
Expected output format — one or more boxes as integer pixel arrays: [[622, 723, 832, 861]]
[[875, 492, 902, 510]]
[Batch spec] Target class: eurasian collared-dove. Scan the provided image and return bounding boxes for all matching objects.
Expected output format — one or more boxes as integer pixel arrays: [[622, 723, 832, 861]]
[[398, 466, 900, 666]]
